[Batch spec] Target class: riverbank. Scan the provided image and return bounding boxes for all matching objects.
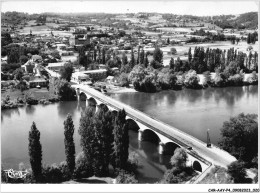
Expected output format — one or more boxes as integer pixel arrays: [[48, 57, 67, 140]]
[[1, 87, 59, 110]]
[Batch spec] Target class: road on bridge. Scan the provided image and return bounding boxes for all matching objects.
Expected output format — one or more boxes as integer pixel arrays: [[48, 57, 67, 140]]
[[74, 84, 237, 168]]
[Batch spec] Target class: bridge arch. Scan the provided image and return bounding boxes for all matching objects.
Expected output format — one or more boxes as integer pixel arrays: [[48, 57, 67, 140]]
[[193, 160, 202, 172], [88, 97, 97, 107], [126, 119, 140, 132], [98, 103, 109, 113], [79, 92, 87, 101], [142, 129, 160, 144], [163, 142, 181, 155]]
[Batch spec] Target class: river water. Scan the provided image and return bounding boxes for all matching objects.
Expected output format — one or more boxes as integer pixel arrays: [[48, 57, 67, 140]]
[[1, 85, 258, 183]]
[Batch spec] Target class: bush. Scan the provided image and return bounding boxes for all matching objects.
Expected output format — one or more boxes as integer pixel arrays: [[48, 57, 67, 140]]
[[219, 113, 258, 163], [38, 98, 50, 105], [212, 73, 227, 87], [117, 73, 130, 87], [51, 79, 76, 101], [170, 48, 177, 55], [25, 96, 38, 105], [183, 70, 201, 89], [73, 152, 93, 179], [58, 161, 71, 181], [41, 164, 63, 183], [115, 170, 138, 184], [227, 161, 247, 183], [228, 74, 243, 86], [160, 166, 196, 184], [203, 71, 211, 86], [48, 95, 60, 103]]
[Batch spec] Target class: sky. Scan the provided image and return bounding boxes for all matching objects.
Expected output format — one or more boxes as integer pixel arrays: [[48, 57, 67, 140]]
[[1, 1, 259, 16]]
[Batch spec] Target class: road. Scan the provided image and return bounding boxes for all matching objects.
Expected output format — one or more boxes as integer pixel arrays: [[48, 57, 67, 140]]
[[74, 84, 237, 168]]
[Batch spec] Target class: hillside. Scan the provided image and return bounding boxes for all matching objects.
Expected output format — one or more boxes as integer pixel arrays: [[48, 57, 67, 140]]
[[233, 12, 258, 29], [213, 12, 258, 29], [1, 11, 258, 30]]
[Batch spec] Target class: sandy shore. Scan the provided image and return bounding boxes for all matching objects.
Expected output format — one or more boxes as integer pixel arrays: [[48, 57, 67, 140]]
[[106, 87, 137, 94]]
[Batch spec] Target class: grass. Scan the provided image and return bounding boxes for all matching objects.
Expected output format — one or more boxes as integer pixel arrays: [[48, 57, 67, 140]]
[[1, 87, 54, 101]]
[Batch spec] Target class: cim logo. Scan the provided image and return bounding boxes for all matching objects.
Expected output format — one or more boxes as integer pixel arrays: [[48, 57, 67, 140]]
[[4, 169, 29, 179]]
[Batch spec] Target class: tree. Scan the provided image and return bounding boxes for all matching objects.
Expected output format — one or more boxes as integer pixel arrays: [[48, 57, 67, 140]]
[[19, 55, 29, 64], [112, 109, 129, 169], [60, 62, 74, 82], [52, 79, 76, 101], [188, 47, 192, 63], [169, 57, 174, 69], [137, 46, 140, 64], [129, 46, 136, 69], [121, 52, 128, 67], [228, 161, 247, 183], [247, 33, 251, 44], [170, 148, 188, 169], [116, 170, 138, 184], [78, 107, 96, 174], [219, 113, 258, 163], [102, 48, 106, 64], [1, 32, 12, 47], [170, 48, 177, 55], [64, 114, 76, 177], [117, 73, 130, 87], [7, 47, 19, 64], [28, 122, 42, 182], [157, 67, 177, 90], [92, 108, 114, 176], [153, 47, 163, 64], [139, 49, 145, 65], [183, 70, 200, 88], [13, 68, 24, 81], [144, 52, 149, 67]]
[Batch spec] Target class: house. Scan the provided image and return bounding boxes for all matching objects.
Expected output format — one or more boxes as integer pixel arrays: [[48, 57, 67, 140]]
[[28, 76, 48, 88], [71, 72, 92, 84], [80, 69, 107, 81], [105, 76, 116, 84], [47, 62, 66, 71]]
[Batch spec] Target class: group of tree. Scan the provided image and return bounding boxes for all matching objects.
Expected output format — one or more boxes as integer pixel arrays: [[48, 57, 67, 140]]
[[60, 62, 74, 82], [27, 105, 136, 183], [184, 47, 257, 74], [247, 32, 258, 44], [48, 78, 76, 101], [219, 113, 258, 166], [219, 113, 258, 183], [160, 148, 197, 183], [78, 106, 133, 178]]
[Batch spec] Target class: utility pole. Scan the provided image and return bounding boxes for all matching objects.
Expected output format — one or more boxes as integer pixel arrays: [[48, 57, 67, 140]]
[[207, 129, 211, 148]]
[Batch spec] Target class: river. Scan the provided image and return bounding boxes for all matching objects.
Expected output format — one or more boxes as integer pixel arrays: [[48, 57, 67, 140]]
[[1, 85, 258, 183]]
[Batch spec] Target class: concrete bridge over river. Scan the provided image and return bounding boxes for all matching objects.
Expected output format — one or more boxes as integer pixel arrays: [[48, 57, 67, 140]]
[[72, 84, 236, 174]]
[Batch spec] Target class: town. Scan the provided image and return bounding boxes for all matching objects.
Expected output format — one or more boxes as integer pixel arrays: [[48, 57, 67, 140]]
[[1, 1, 258, 189]]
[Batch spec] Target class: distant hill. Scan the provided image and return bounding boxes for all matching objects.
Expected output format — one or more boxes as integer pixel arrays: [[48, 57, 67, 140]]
[[1, 11, 258, 30], [233, 12, 258, 29], [213, 12, 258, 29]]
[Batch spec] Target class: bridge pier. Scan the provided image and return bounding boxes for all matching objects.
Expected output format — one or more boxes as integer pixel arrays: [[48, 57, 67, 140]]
[[95, 104, 99, 113], [159, 154, 163, 164], [138, 130, 143, 141], [76, 88, 80, 101], [159, 142, 165, 155]]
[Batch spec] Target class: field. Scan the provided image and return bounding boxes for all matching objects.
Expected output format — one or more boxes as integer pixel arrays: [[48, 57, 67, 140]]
[[17, 20, 73, 36]]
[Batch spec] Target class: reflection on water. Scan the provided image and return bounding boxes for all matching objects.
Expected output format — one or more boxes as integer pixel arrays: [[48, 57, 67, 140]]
[[1, 86, 258, 182]]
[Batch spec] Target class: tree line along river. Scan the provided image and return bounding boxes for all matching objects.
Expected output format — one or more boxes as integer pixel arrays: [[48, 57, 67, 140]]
[[1, 85, 258, 183]]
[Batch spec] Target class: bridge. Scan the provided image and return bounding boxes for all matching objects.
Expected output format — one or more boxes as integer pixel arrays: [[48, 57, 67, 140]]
[[72, 84, 237, 174]]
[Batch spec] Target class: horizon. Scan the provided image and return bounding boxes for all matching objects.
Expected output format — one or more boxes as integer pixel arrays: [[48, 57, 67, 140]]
[[1, 1, 259, 16]]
